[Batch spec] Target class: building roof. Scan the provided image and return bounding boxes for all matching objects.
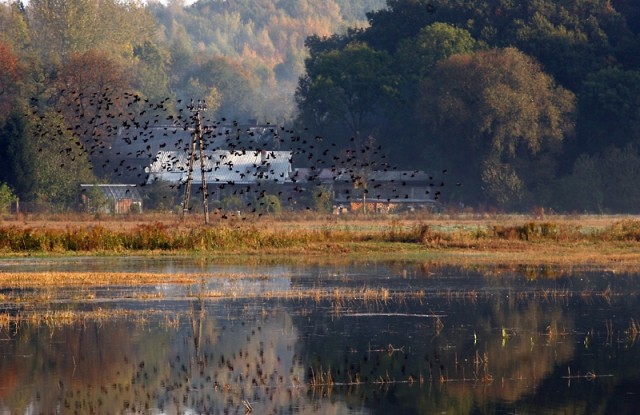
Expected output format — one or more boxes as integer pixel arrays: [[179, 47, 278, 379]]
[[291, 168, 433, 183], [79, 184, 142, 201], [146, 150, 293, 185]]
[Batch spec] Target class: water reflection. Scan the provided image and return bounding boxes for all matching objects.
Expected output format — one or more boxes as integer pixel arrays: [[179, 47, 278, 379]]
[[0, 262, 639, 413]]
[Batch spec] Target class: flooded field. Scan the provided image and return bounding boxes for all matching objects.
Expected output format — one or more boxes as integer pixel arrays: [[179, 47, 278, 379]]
[[1, 258, 639, 414]]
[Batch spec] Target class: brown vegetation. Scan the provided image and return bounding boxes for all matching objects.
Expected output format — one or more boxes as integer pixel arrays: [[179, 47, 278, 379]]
[[1, 213, 640, 268]]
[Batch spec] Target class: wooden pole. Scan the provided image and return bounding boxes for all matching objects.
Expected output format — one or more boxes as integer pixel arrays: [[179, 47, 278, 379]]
[[181, 130, 197, 221], [195, 110, 210, 224], [181, 100, 209, 224]]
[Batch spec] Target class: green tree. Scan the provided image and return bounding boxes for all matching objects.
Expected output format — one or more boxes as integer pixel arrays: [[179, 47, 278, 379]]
[[555, 145, 640, 213], [141, 181, 180, 212], [296, 41, 397, 140], [386, 22, 483, 164], [418, 47, 575, 208], [554, 153, 604, 212], [221, 194, 244, 212], [571, 68, 640, 159], [0, 182, 17, 214], [313, 185, 334, 213], [510, 0, 630, 91], [395, 22, 482, 82], [362, 0, 635, 90], [254, 193, 282, 214], [133, 42, 172, 102], [179, 56, 258, 120], [0, 111, 34, 198], [360, 0, 440, 53], [29, 111, 96, 210]]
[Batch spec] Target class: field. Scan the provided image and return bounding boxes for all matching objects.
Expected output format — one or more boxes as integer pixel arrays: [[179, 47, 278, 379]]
[[2, 211, 640, 271]]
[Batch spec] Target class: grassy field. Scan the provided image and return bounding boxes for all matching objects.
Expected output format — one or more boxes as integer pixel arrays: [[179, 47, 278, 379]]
[[1, 211, 640, 270]]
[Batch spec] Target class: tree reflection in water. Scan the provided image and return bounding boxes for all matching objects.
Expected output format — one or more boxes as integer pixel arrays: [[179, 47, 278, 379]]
[[0, 265, 639, 414]]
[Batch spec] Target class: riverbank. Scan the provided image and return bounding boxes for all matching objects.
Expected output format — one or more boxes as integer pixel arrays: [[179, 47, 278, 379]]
[[1, 213, 640, 270]]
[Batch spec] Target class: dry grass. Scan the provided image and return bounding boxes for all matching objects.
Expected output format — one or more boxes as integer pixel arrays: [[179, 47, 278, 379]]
[[1, 213, 640, 269], [0, 272, 206, 287], [1, 211, 635, 232], [0, 308, 150, 329]]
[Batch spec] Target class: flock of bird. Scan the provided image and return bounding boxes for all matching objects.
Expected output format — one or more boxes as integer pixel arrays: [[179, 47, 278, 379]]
[[29, 89, 454, 216], [18, 295, 446, 414]]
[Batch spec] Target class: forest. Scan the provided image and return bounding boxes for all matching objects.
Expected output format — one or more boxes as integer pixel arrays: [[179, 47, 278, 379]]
[[0, 0, 639, 213]]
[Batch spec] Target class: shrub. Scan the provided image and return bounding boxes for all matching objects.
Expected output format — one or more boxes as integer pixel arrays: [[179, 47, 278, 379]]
[[0, 183, 17, 214]]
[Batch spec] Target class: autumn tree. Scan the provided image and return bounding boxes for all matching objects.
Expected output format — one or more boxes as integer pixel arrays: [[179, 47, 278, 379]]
[[383, 23, 483, 164], [418, 47, 575, 208], [0, 2, 30, 51], [53, 50, 132, 158], [0, 41, 22, 119], [28, 0, 156, 63]]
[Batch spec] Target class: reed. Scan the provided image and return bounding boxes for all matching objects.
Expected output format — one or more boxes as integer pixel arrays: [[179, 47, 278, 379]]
[[0, 308, 150, 328], [627, 318, 639, 338], [0, 217, 639, 269]]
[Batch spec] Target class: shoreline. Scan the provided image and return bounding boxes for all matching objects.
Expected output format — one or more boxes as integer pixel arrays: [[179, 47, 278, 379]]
[[0, 213, 639, 272]]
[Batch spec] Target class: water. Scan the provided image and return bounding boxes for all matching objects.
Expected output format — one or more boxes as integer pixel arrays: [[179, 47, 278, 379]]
[[1, 258, 639, 414]]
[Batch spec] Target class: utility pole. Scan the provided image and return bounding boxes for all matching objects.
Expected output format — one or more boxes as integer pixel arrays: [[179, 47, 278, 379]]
[[181, 99, 210, 224]]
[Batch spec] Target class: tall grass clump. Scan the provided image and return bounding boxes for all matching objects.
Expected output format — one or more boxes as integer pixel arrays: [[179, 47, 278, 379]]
[[123, 223, 173, 250], [601, 219, 640, 241], [0, 226, 63, 251], [64, 225, 125, 251], [490, 222, 564, 241]]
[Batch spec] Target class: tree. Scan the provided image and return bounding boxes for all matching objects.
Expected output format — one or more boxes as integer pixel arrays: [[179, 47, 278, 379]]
[[133, 42, 172, 103], [510, 0, 630, 91], [385, 23, 483, 164], [313, 185, 334, 213], [141, 180, 180, 212], [0, 111, 34, 198], [572, 68, 640, 158], [0, 182, 17, 214], [0, 41, 22, 119], [555, 145, 640, 213], [29, 111, 96, 209], [0, 2, 30, 51], [395, 22, 481, 82], [295, 41, 397, 142], [254, 193, 282, 214], [361, 0, 440, 53], [418, 47, 575, 208], [179, 56, 258, 121], [28, 0, 156, 63], [53, 49, 133, 170]]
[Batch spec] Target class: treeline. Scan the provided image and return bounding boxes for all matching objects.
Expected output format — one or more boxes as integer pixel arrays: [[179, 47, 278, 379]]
[[1, 0, 639, 213], [0, 0, 384, 210], [295, 0, 640, 212]]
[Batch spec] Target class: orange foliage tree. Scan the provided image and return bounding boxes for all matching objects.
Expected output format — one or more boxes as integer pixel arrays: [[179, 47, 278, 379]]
[[53, 50, 132, 153], [0, 41, 21, 117]]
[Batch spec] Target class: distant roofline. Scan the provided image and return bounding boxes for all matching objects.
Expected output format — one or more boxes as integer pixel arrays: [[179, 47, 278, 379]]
[[80, 184, 139, 187]]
